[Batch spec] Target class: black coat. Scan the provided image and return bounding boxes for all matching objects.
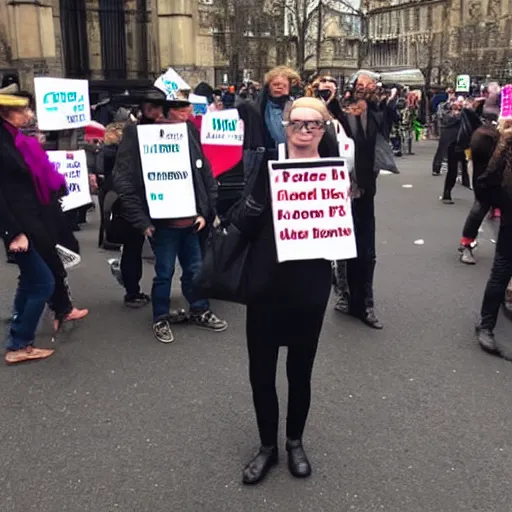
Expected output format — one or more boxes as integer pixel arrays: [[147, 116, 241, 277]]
[[0, 121, 77, 257], [338, 103, 385, 197], [475, 131, 512, 226], [230, 133, 339, 307], [112, 121, 218, 232]]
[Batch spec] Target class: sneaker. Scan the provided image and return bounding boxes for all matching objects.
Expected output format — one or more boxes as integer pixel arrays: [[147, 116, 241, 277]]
[[475, 326, 497, 353], [460, 246, 476, 265], [124, 293, 150, 309], [152, 318, 174, 343], [189, 310, 228, 332]]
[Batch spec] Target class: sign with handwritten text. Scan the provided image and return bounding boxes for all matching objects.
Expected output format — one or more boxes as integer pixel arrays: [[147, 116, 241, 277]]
[[154, 68, 191, 100], [35, 77, 90, 131], [47, 150, 91, 212], [201, 109, 244, 146], [268, 158, 357, 263], [137, 123, 197, 219], [200, 109, 244, 178]]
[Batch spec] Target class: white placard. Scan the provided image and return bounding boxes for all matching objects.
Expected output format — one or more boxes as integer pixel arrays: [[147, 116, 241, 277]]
[[456, 74, 470, 93], [200, 109, 244, 146], [268, 158, 357, 263], [34, 77, 91, 131], [47, 150, 92, 212], [154, 68, 191, 99], [137, 123, 197, 219]]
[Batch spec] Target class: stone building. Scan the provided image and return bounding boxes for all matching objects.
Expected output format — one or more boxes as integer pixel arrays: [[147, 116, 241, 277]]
[[0, 0, 217, 91], [365, 0, 512, 86]]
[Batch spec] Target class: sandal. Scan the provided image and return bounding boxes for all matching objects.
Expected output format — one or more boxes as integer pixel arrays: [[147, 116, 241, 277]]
[[5, 346, 55, 365], [53, 308, 89, 333]]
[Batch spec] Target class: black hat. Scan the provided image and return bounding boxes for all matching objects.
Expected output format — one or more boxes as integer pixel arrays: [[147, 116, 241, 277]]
[[111, 87, 190, 108]]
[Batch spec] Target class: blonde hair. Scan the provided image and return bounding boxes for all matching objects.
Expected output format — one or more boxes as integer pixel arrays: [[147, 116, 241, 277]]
[[104, 122, 126, 145], [284, 97, 331, 122], [264, 66, 301, 87], [498, 117, 512, 135]]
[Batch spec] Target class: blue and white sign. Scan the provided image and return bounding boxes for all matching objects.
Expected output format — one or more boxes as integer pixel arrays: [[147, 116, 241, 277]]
[[189, 93, 208, 116], [34, 77, 91, 131], [46, 150, 91, 212], [154, 68, 191, 100]]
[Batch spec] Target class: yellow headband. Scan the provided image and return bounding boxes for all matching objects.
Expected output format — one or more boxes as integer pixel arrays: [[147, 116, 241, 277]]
[[0, 94, 29, 108]]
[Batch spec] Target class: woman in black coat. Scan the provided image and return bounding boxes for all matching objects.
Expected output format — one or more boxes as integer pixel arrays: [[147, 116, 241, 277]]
[[474, 117, 512, 358], [231, 97, 340, 485], [0, 90, 87, 363]]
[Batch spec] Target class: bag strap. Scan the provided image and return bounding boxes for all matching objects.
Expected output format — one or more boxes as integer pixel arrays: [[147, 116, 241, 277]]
[[278, 143, 286, 161]]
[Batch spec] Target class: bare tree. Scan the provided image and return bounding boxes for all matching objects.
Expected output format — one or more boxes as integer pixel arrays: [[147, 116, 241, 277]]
[[282, 0, 365, 77], [213, 0, 276, 82], [0, 23, 12, 64]]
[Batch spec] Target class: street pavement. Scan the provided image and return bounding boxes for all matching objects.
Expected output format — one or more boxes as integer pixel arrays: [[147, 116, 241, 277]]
[[1, 141, 511, 512]]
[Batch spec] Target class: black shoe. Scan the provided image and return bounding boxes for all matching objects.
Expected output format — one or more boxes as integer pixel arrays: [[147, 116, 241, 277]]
[[476, 326, 497, 354], [189, 310, 228, 332], [286, 439, 312, 478], [361, 308, 383, 329], [242, 445, 278, 485], [124, 292, 150, 309]]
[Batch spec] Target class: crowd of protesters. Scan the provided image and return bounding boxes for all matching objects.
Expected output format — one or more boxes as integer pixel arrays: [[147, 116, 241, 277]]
[[1, 66, 512, 485]]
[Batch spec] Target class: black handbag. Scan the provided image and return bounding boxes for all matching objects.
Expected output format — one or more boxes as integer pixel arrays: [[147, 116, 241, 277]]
[[193, 222, 253, 305]]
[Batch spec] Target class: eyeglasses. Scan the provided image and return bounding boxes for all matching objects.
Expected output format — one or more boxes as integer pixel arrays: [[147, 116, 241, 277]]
[[320, 77, 337, 85], [283, 120, 329, 132]]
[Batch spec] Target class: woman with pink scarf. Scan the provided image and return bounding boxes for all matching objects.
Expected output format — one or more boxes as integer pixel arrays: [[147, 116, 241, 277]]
[[0, 86, 87, 364]]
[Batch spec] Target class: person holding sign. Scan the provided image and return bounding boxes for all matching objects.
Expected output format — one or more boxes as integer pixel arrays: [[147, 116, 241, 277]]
[[0, 86, 87, 364], [229, 97, 340, 485], [113, 87, 227, 343]]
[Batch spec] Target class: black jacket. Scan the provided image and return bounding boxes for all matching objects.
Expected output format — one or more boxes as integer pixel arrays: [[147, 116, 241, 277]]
[[0, 121, 76, 256], [230, 134, 339, 306], [338, 103, 385, 197], [475, 131, 512, 226], [112, 121, 217, 232]]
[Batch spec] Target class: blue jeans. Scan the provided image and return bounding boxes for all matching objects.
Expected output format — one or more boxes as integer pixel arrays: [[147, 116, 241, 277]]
[[6, 247, 55, 351], [150, 226, 209, 321]]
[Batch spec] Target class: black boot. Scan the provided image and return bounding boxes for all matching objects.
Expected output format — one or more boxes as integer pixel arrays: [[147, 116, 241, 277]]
[[286, 439, 311, 478], [242, 445, 278, 485]]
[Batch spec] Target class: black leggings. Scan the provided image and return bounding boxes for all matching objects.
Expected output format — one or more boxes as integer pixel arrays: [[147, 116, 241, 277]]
[[246, 304, 322, 446], [480, 225, 512, 331], [247, 340, 318, 446], [461, 199, 491, 241], [443, 145, 468, 199]]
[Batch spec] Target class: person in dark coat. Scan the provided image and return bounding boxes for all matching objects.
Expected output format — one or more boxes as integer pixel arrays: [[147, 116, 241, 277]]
[[0, 87, 87, 363], [332, 71, 389, 329], [230, 97, 339, 485], [458, 96, 500, 264], [113, 87, 227, 343], [474, 116, 512, 358]]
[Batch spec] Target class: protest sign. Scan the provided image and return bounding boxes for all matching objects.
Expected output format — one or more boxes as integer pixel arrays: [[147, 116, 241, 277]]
[[190, 93, 208, 116], [201, 109, 244, 178], [35, 77, 90, 131], [268, 158, 357, 263], [154, 68, 191, 99], [137, 123, 197, 219], [47, 150, 91, 212], [455, 75, 470, 93]]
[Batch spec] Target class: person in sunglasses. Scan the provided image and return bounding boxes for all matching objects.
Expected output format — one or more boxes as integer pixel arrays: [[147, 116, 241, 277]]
[[231, 97, 339, 485]]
